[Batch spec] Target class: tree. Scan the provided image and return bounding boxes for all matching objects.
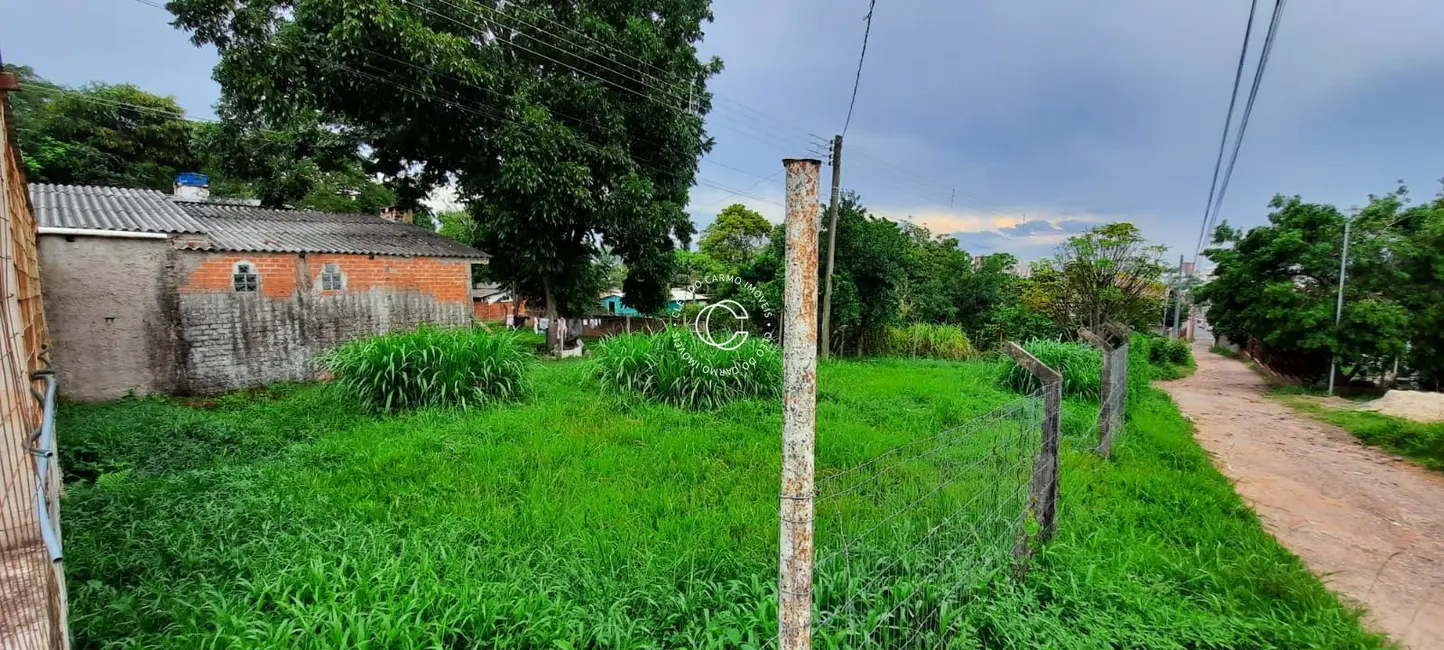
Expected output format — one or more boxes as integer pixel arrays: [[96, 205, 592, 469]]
[[1196, 193, 1415, 383], [434, 210, 474, 244], [191, 109, 386, 209], [170, 0, 721, 352], [5, 64, 197, 190], [1028, 223, 1167, 335], [672, 248, 724, 288], [698, 203, 771, 269]]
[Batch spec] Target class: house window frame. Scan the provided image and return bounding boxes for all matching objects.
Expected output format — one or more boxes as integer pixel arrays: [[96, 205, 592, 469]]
[[232, 260, 259, 293], [319, 263, 345, 291]]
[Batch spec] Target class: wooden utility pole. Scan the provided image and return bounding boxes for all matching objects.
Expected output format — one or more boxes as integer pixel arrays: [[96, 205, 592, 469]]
[[819, 135, 843, 358]]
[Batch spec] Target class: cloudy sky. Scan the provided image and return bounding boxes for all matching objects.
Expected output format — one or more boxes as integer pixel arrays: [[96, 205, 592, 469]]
[[4, 0, 1442, 263]]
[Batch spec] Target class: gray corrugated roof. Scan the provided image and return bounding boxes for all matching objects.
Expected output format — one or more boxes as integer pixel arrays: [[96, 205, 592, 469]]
[[176, 203, 488, 259], [29, 184, 207, 233], [30, 183, 488, 259]]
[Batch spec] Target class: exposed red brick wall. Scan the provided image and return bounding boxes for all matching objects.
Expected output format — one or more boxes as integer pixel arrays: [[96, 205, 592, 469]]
[[181, 252, 471, 304], [473, 298, 525, 321]]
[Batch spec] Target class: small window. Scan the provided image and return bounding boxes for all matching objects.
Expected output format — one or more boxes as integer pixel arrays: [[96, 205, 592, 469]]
[[233, 262, 258, 292], [320, 264, 344, 291]]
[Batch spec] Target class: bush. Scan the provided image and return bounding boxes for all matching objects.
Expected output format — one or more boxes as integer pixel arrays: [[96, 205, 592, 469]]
[[884, 323, 975, 360], [996, 339, 1102, 399], [590, 329, 782, 409], [1147, 336, 1193, 367], [323, 325, 535, 413]]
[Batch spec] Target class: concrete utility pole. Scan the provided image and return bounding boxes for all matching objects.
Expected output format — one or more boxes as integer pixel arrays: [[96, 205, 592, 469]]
[[1170, 255, 1185, 340], [1327, 216, 1353, 396], [778, 158, 820, 650], [819, 135, 843, 358]]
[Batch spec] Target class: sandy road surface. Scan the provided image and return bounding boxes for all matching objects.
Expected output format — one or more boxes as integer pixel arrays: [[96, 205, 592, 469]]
[[1160, 339, 1444, 649]]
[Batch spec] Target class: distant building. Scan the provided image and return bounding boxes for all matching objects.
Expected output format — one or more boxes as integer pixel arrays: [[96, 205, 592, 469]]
[[599, 288, 708, 316], [472, 283, 525, 322], [32, 179, 490, 400]]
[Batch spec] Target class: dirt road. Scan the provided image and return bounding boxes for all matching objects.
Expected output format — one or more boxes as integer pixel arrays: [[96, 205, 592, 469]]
[[1161, 339, 1444, 649]]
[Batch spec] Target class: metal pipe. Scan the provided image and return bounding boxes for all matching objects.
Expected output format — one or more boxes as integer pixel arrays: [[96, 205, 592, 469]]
[[1327, 217, 1352, 396], [30, 371, 62, 562], [38, 227, 169, 240], [778, 157, 820, 650]]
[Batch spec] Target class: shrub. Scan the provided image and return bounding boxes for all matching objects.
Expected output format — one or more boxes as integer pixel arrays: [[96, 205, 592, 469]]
[[591, 329, 782, 409], [323, 325, 535, 413], [884, 323, 975, 360], [996, 339, 1102, 399], [1147, 336, 1193, 367]]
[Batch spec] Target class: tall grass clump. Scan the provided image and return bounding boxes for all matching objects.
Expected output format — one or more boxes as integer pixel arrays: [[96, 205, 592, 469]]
[[323, 325, 534, 412], [590, 329, 781, 409], [996, 339, 1102, 399], [883, 323, 975, 360]]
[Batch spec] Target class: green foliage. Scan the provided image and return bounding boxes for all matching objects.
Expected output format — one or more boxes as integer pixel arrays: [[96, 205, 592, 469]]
[[6, 64, 197, 190], [60, 359, 1381, 648], [1149, 337, 1193, 367], [880, 323, 975, 360], [191, 110, 390, 209], [590, 329, 781, 409], [1025, 223, 1168, 334], [698, 204, 771, 269], [1198, 188, 1441, 385], [1276, 394, 1444, 471], [996, 340, 1102, 399], [979, 302, 1060, 349], [322, 325, 535, 413], [433, 210, 474, 244]]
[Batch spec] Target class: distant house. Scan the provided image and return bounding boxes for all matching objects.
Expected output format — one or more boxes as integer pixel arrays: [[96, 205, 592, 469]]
[[32, 177, 490, 400], [598, 288, 708, 316], [472, 282, 525, 322]]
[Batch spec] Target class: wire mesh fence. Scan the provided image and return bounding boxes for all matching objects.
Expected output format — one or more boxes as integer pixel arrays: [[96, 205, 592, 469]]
[[808, 390, 1045, 648], [0, 77, 67, 650]]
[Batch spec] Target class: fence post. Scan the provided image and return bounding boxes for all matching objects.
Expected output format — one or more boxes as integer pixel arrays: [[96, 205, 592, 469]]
[[779, 158, 821, 650], [1078, 328, 1116, 457], [1002, 342, 1062, 544], [1104, 322, 1131, 422]]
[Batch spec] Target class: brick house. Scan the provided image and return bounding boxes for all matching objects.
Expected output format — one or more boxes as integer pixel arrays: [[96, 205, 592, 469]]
[[31, 182, 489, 400]]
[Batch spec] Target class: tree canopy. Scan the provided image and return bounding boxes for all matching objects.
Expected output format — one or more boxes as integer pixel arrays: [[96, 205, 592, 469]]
[[4, 62, 392, 210], [698, 203, 770, 269], [1198, 186, 1444, 387], [168, 0, 722, 350]]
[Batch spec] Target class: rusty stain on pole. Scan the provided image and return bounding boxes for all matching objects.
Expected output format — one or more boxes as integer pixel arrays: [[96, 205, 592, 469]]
[[778, 157, 821, 650]]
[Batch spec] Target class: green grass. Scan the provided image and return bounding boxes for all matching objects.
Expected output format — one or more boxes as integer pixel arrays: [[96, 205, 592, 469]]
[[996, 339, 1102, 399], [590, 329, 782, 410], [323, 325, 535, 412], [883, 323, 976, 360], [58, 356, 1384, 648], [1210, 345, 1241, 359], [1274, 393, 1444, 471]]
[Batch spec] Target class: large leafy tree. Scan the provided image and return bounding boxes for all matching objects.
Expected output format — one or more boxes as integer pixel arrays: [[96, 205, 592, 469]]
[[191, 108, 390, 209], [1027, 222, 1167, 335], [1200, 189, 1438, 385], [5, 64, 197, 190], [698, 203, 770, 269], [170, 0, 720, 351]]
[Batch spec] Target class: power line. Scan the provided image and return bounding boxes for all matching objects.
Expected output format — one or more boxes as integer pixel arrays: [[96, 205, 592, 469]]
[[1199, 0, 1287, 259], [842, 0, 879, 136], [1193, 0, 1261, 262]]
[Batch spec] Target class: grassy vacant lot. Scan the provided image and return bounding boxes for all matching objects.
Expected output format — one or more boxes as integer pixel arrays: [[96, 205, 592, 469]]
[[1273, 390, 1444, 472], [60, 357, 1383, 648]]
